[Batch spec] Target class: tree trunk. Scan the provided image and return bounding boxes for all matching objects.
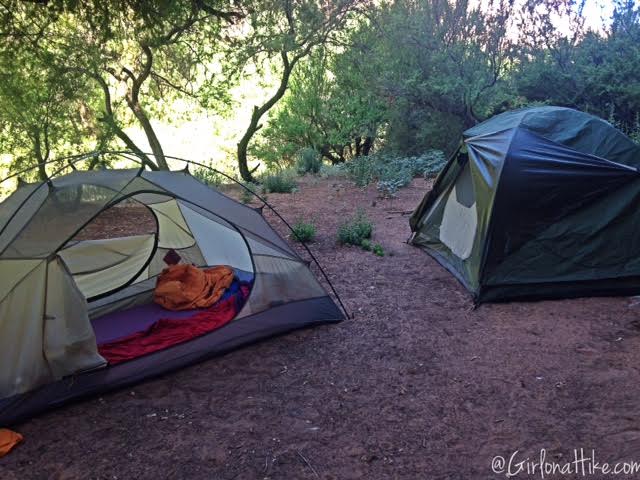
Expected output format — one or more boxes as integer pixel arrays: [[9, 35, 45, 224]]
[[355, 137, 362, 156], [130, 103, 169, 170], [362, 136, 373, 156], [237, 51, 297, 182], [463, 103, 480, 128], [320, 144, 345, 165], [103, 115, 159, 170], [125, 44, 170, 170], [33, 130, 49, 181], [88, 69, 158, 170], [237, 107, 262, 183]]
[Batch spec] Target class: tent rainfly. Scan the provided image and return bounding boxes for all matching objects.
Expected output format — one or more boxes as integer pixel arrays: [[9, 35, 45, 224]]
[[0, 167, 344, 424], [410, 106, 640, 303]]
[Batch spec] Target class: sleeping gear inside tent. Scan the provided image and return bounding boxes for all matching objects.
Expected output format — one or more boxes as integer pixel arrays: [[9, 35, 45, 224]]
[[409, 106, 640, 303], [0, 168, 344, 425], [153, 264, 235, 311], [96, 266, 253, 365]]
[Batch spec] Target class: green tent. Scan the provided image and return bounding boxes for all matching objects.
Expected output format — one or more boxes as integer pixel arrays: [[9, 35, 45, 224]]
[[409, 106, 640, 302]]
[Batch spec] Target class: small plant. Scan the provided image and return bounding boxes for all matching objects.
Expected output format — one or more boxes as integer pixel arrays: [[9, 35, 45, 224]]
[[376, 170, 411, 198], [337, 211, 373, 246], [296, 147, 322, 175], [291, 220, 316, 243], [372, 243, 385, 257], [260, 169, 298, 193], [240, 183, 258, 204], [360, 238, 372, 251]]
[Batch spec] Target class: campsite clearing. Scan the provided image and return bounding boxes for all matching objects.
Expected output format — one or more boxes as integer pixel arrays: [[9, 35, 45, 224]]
[[2, 176, 640, 479]]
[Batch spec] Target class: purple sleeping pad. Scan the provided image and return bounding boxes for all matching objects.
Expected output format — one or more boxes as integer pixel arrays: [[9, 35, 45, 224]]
[[92, 303, 202, 345], [92, 271, 254, 345]]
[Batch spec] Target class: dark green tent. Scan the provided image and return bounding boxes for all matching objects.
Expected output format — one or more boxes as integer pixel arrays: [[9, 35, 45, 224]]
[[409, 106, 640, 302]]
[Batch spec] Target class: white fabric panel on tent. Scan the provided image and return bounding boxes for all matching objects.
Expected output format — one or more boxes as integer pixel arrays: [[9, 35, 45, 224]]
[[179, 202, 253, 272], [0, 260, 50, 398], [59, 234, 156, 299], [149, 199, 195, 249], [44, 258, 106, 378], [60, 234, 155, 274], [438, 162, 478, 260], [132, 265, 150, 284], [143, 170, 297, 256], [439, 186, 477, 260]]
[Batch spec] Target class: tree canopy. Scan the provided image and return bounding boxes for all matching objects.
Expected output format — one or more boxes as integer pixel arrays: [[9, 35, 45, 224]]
[[0, 0, 639, 182]]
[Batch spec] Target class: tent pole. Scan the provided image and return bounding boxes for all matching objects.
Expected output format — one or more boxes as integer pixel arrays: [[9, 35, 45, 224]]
[[0, 151, 101, 186]]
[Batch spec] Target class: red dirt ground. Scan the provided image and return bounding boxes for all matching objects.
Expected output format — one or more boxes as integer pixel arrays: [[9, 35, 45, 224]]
[[3, 176, 640, 479]]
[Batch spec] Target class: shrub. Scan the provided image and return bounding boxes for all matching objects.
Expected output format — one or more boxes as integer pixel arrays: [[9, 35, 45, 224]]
[[372, 243, 385, 257], [260, 169, 298, 193], [319, 163, 346, 178], [240, 182, 258, 204], [291, 220, 316, 243], [377, 168, 413, 198], [347, 156, 376, 187], [630, 114, 640, 144], [193, 166, 226, 187], [343, 150, 447, 191], [416, 150, 447, 178], [337, 211, 373, 246], [296, 148, 322, 175], [360, 238, 372, 251]]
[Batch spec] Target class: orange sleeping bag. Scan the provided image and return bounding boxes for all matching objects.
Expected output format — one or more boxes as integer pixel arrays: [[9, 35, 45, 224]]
[[154, 264, 234, 311]]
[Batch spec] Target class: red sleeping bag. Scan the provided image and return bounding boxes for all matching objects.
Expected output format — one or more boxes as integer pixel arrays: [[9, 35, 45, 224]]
[[99, 285, 250, 365]]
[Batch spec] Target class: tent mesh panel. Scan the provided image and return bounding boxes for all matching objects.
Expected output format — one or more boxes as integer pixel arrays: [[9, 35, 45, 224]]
[[2, 185, 127, 258]]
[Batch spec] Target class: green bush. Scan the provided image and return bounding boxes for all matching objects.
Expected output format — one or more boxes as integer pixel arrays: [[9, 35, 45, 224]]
[[630, 115, 640, 144], [319, 163, 346, 178], [192, 166, 226, 187], [343, 151, 446, 191], [291, 220, 316, 243], [372, 243, 385, 257], [240, 182, 258, 204], [347, 156, 376, 187], [416, 150, 448, 178], [296, 148, 322, 175], [377, 168, 413, 198], [360, 238, 372, 251], [337, 211, 373, 246], [260, 169, 298, 193]]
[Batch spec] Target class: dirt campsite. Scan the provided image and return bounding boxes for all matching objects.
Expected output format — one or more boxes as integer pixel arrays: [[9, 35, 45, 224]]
[[3, 175, 640, 479]]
